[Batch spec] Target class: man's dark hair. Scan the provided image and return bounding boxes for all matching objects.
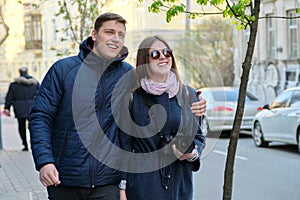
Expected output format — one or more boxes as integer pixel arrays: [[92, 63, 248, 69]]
[[19, 67, 28, 75], [94, 13, 127, 32]]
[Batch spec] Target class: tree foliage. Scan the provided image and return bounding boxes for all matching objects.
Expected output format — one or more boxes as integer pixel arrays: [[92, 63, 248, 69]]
[[49, 0, 112, 56], [138, 0, 260, 200], [183, 17, 234, 88], [55, 0, 100, 44]]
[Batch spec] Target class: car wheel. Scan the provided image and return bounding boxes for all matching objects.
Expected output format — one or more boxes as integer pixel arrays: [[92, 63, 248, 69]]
[[201, 116, 210, 137], [297, 130, 300, 154], [252, 121, 269, 147]]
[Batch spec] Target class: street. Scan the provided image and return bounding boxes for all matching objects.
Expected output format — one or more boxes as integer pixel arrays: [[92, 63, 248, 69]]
[[1, 115, 299, 200], [193, 134, 300, 200]]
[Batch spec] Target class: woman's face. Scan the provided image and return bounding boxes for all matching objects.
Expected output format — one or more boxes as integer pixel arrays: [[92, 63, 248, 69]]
[[147, 40, 172, 83]]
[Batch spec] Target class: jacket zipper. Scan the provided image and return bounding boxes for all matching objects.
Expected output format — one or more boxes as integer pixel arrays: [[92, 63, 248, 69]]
[[91, 70, 105, 188], [57, 133, 69, 166], [91, 157, 95, 188], [98, 73, 105, 120]]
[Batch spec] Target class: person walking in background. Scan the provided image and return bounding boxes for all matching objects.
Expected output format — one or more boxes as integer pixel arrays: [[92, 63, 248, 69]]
[[119, 35, 206, 200], [4, 67, 40, 151], [29, 12, 206, 200]]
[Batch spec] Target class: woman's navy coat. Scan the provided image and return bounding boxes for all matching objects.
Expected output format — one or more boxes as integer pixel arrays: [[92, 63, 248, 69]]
[[29, 37, 133, 187], [119, 87, 206, 200]]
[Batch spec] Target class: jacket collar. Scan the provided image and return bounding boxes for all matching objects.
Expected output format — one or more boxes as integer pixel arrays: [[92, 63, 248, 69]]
[[14, 75, 38, 85]]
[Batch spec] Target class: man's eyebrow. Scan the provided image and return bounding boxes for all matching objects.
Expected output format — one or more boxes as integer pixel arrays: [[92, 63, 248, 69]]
[[103, 28, 125, 33], [103, 28, 114, 31]]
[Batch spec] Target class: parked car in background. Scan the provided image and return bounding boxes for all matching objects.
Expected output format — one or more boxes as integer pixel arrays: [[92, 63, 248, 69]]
[[199, 87, 263, 136], [252, 87, 300, 153]]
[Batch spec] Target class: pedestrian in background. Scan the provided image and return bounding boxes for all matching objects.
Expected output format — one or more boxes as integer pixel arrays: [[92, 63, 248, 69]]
[[4, 67, 40, 151]]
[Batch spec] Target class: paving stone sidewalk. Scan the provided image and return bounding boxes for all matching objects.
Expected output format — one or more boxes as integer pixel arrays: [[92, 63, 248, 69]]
[[0, 114, 47, 200]]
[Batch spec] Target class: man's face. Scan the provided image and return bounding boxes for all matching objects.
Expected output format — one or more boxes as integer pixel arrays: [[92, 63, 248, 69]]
[[91, 20, 126, 59]]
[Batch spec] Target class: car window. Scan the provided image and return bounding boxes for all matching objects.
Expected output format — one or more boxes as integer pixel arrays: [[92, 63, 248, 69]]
[[269, 90, 293, 109], [212, 90, 258, 102], [201, 90, 213, 103], [245, 92, 259, 101], [215, 90, 232, 101], [290, 90, 300, 107]]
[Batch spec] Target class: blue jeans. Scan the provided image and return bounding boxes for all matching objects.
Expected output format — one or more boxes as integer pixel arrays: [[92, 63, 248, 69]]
[[47, 184, 119, 200]]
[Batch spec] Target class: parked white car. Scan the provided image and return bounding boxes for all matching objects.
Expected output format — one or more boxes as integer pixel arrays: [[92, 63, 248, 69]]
[[252, 87, 300, 153], [199, 87, 263, 136]]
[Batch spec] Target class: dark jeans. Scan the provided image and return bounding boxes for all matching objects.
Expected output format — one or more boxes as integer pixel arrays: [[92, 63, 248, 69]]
[[47, 185, 120, 200], [17, 118, 28, 149]]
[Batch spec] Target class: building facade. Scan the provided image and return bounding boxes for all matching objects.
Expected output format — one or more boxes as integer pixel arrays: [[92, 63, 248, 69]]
[[0, 0, 231, 102], [233, 0, 300, 104], [0, 0, 196, 101]]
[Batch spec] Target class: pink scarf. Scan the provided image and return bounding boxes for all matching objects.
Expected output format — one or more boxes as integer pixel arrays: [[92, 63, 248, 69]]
[[141, 71, 179, 98]]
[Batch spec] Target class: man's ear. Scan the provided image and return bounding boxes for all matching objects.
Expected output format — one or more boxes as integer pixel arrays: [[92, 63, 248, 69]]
[[91, 29, 97, 41]]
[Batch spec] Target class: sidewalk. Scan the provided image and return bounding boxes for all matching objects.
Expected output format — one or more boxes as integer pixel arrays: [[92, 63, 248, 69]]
[[0, 115, 47, 200]]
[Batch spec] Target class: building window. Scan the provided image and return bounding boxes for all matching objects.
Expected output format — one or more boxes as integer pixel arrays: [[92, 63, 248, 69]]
[[267, 14, 275, 60], [287, 10, 298, 58], [52, 18, 57, 41], [24, 14, 42, 49]]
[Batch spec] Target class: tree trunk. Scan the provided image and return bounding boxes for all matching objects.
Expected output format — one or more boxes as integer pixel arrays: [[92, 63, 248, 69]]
[[222, 0, 261, 199]]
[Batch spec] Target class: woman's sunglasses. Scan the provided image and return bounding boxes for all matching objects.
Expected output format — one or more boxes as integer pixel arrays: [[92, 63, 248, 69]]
[[148, 49, 173, 60]]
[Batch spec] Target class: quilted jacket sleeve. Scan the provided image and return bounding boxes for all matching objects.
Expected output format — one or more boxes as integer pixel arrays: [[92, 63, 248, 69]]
[[29, 62, 64, 171]]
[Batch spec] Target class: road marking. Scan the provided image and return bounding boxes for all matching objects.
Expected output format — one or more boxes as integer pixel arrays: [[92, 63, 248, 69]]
[[213, 150, 248, 160]]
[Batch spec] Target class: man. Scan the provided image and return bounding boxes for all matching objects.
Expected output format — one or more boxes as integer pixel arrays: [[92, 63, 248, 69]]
[[4, 67, 39, 151], [29, 13, 206, 200]]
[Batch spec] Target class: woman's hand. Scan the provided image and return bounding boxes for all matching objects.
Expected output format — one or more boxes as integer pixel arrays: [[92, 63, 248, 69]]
[[172, 144, 198, 161]]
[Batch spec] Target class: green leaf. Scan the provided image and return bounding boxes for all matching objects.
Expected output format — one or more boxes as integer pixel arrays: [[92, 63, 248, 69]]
[[189, 13, 197, 19], [248, 15, 256, 21], [148, 0, 163, 13], [210, 0, 224, 6], [166, 5, 185, 22], [236, 24, 244, 30], [196, 0, 209, 5]]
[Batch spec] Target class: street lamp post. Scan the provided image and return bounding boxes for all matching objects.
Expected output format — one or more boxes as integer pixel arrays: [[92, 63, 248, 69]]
[[0, 109, 2, 149], [185, 0, 190, 32]]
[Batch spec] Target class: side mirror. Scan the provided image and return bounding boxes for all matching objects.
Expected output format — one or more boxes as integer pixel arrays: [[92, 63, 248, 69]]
[[262, 104, 270, 110]]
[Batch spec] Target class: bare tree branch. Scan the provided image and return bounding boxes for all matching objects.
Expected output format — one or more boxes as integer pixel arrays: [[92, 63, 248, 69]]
[[0, 0, 9, 46], [259, 15, 300, 19], [62, 0, 79, 43]]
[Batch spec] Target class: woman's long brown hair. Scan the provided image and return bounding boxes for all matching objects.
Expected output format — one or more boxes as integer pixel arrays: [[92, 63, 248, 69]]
[[135, 35, 182, 91]]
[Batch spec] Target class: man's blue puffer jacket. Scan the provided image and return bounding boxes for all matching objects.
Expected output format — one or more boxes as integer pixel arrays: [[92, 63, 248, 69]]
[[29, 36, 133, 187]]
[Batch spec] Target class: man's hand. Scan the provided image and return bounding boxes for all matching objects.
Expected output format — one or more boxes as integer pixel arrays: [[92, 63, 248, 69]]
[[3, 109, 11, 117], [39, 163, 61, 187], [191, 92, 207, 117], [120, 189, 127, 200]]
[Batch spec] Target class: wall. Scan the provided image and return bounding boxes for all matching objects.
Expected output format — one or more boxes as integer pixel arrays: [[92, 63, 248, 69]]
[[234, 0, 300, 104]]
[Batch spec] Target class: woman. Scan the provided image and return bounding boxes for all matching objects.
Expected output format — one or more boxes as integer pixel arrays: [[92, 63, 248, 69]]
[[119, 35, 206, 200]]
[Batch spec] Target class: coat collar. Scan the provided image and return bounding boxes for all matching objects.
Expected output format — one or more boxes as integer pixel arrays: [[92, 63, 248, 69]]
[[14, 76, 38, 85]]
